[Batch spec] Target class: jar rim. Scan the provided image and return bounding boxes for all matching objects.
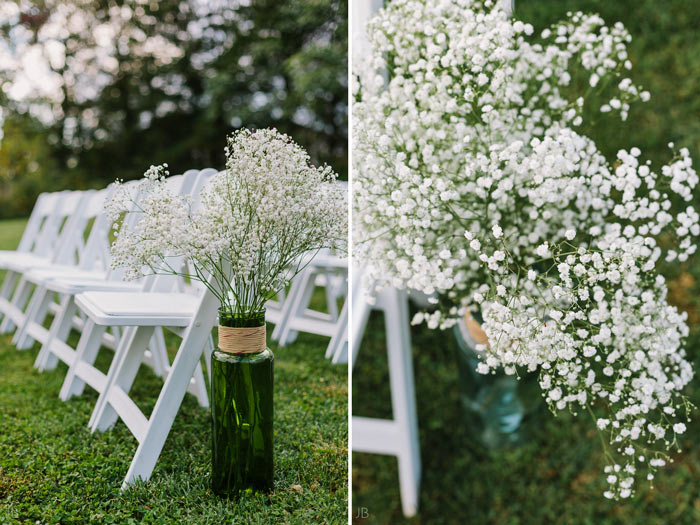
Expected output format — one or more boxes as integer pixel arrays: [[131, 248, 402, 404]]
[[217, 307, 266, 317]]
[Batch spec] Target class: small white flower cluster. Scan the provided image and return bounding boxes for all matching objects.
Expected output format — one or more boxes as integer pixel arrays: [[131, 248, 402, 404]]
[[354, 0, 697, 497], [471, 235, 693, 498], [109, 128, 347, 316]]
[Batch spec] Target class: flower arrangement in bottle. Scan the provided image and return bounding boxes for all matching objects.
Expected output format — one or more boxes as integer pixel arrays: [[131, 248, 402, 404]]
[[108, 128, 347, 496], [354, 0, 696, 498]]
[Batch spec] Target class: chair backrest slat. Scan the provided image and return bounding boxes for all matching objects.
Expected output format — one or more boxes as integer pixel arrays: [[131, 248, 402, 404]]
[[15, 192, 61, 253]]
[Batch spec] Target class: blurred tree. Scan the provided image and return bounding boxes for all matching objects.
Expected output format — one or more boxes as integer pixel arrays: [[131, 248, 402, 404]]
[[0, 0, 348, 217], [0, 113, 61, 217]]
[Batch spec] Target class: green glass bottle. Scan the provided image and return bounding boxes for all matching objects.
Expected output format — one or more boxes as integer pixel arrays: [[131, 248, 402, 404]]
[[211, 309, 274, 497], [453, 313, 540, 449]]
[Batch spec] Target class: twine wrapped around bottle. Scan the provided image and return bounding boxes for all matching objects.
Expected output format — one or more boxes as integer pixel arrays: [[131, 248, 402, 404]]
[[465, 312, 489, 346], [217, 325, 267, 354]]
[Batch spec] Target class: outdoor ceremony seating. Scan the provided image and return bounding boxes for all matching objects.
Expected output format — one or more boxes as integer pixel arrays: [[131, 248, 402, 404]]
[[0, 171, 211, 409], [0, 190, 91, 333], [53, 170, 216, 410], [271, 179, 349, 359], [80, 270, 223, 487], [0, 166, 347, 488]]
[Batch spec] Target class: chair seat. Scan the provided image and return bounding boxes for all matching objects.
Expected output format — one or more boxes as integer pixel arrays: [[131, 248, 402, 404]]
[[25, 267, 108, 285], [75, 291, 200, 326], [45, 276, 141, 295], [0, 252, 51, 271]]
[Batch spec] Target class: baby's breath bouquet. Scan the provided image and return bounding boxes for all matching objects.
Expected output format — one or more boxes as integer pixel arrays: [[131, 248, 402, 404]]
[[354, 0, 697, 498], [108, 127, 347, 317]]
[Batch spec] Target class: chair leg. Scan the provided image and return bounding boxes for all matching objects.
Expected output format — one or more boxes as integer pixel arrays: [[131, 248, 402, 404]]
[[35, 295, 76, 371], [59, 320, 107, 401], [325, 272, 339, 320], [385, 289, 421, 517], [15, 285, 52, 349], [326, 300, 348, 360], [278, 270, 317, 346], [270, 269, 307, 341], [0, 271, 19, 326], [121, 324, 211, 488], [89, 326, 149, 431], [0, 277, 33, 334], [188, 359, 209, 408], [150, 326, 169, 378]]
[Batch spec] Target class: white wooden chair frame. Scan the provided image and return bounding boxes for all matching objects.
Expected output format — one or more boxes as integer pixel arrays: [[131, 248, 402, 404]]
[[47, 170, 216, 408], [11, 187, 115, 350], [76, 273, 223, 487], [19, 174, 192, 367], [0, 192, 63, 328], [351, 282, 421, 517], [272, 252, 348, 353]]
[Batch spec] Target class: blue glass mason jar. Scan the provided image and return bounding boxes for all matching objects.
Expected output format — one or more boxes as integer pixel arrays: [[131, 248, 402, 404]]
[[453, 312, 540, 448], [211, 308, 274, 497]]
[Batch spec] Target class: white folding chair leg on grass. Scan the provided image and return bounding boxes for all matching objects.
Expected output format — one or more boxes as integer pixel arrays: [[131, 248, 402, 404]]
[[326, 268, 356, 363], [273, 255, 348, 346], [76, 285, 220, 488], [57, 289, 210, 410], [351, 285, 421, 517], [263, 289, 286, 325], [326, 297, 348, 364]]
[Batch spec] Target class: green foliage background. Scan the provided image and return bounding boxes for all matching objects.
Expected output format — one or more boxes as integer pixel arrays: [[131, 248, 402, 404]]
[[352, 1, 700, 524], [0, 0, 348, 218]]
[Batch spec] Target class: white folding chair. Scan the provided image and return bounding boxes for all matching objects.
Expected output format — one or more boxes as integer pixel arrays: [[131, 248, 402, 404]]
[[0, 192, 63, 323], [76, 269, 223, 487], [17, 172, 196, 355], [40, 170, 216, 409], [0, 190, 91, 333], [27, 174, 191, 381], [0, 192, 61, 261], [351, 270, 421, 517], [11, 187, 116, 350]]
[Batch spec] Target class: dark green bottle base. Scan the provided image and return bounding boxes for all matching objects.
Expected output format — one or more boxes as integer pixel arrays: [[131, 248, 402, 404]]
[[211, 347, 274, 498]]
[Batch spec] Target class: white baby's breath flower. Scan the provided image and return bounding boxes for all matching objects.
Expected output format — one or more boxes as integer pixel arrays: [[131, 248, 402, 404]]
[[353, 0, 696, 499], [110, 128, 347, 316]]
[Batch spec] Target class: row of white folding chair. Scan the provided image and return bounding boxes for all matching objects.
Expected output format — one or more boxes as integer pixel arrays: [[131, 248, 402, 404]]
[[0, 172, 210, 406], [0, 184, 156, 372], [11, 186, 117, 350], [61, 169, 222, 487], [51, 169, 216, 410], [19, 175, 182, 357], [0, 190, 90, 333]]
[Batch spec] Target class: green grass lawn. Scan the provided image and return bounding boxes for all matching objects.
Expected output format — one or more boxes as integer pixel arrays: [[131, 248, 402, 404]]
[[0, 219, 348, 523], [352, 0, 700, 523]]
